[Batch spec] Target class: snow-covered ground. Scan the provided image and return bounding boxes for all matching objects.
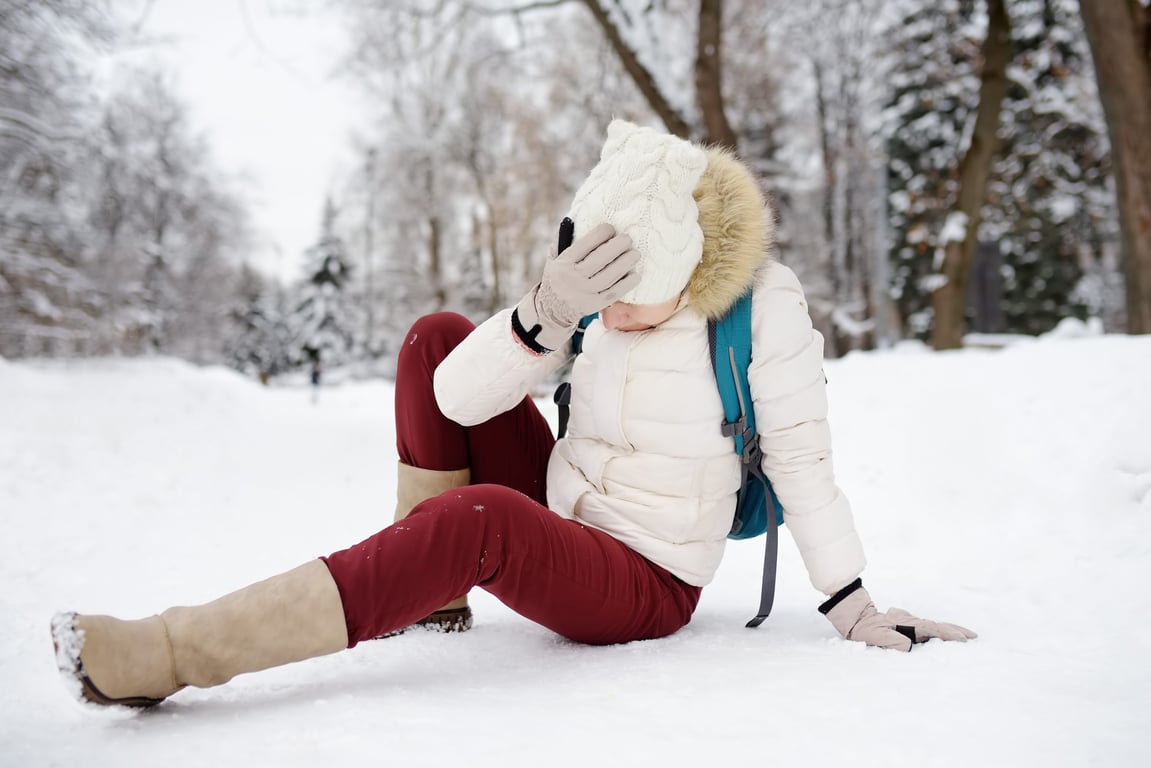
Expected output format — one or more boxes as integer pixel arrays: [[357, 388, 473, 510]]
[[2, 329, 1149, 767]]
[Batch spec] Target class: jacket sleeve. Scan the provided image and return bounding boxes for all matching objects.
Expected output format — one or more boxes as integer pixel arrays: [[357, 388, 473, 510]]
[[433, 308, 572, 427], [748, 263, 866, 596]]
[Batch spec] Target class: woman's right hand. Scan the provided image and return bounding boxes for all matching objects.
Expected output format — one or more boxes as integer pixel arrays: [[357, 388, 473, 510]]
[[821, 581, 977, 651], [512, 221, 640, 353]]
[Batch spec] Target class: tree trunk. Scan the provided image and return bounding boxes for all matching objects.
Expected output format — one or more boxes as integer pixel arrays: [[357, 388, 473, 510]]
[[931, 0, 1012, 350], [428, 215, 445, 310], [694, 0, 737, 149], [486, 212, 501, 316], [813, 59, 836, 260], [1079, 0, 1151, 334]]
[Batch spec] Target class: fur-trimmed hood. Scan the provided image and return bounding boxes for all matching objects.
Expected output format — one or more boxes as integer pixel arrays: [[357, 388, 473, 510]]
[[686, 146, 774, 320]]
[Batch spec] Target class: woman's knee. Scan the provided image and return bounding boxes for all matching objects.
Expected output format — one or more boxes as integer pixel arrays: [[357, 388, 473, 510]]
[[406, 312, 475, 353], [395, 312, 477, 382], [408, 484, 540, 530]]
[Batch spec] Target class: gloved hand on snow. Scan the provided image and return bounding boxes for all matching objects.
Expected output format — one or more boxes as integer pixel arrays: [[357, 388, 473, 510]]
[[819, 579, 977, 652], [513, 219, 640, 353]]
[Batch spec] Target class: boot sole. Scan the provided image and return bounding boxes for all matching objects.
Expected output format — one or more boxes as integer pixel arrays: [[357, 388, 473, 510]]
[[50, 612, 166, 709], [374, 606, 473, 640], [414, 606, 474, 632]]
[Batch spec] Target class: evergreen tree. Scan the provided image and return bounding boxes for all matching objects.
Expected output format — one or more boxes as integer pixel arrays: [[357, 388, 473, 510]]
[[984, 0, 1111, 335], [288, 199, 360, 369], [140, 250, 176, 353], [883, 0, 980, 336], [883, 0, 1112, 338], [227, 266, 291, 380]]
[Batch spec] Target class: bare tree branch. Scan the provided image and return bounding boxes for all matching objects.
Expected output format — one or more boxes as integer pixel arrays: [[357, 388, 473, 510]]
[[470, 0, 573, 14], [579, 0, 692, 138]]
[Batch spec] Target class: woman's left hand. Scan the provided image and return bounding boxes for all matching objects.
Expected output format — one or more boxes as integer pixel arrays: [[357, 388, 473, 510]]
[[819, 579, 977, 652]]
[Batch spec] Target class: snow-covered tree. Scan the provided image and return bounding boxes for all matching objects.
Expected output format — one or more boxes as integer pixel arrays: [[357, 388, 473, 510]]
[[983, 0, 1112, 336], [339, 0, 798, 363], [226, 266, 292, 380], [0, 0, 109, 356], [883, 0, 1112, 340], [77, 69, 252, 359], [288, 199, 360, 369], [1, 6, 253, 361], [883, 0, 982, 338], [776, 0, 893, 353], [342, 7, 606, 366]]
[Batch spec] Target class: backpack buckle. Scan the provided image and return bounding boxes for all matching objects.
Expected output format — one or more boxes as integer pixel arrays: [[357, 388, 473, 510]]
[[721, 416, 745, 439], [723, 418, 760, 465], [743, 434, 762, 466]]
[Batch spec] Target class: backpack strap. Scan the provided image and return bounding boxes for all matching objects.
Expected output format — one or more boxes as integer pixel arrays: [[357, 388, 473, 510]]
[[746, 495, 779, 627], [554, 313, 597, 440], [709, 291, 779, 628]]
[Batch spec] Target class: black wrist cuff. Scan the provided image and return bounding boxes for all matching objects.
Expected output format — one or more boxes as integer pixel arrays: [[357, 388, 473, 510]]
[[511, 308, 553, 354], [818, 578, 863, 615]]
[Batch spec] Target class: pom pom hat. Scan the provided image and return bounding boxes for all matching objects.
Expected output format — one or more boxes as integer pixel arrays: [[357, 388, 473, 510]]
[[569, 120, 772, 317]]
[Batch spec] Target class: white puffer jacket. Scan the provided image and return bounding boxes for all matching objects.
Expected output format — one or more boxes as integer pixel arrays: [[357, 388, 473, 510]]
[[434, 144, 865, 596], [434, 260, 865, 595]]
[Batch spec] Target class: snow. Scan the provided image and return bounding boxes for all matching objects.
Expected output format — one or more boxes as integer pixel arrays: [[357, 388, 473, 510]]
[[2, 335, 1150, 766], [1048, 194, 1079, 224], [939, 211, 969, 245], [831, 306, 876, 338], [919, 270, 948, 293]]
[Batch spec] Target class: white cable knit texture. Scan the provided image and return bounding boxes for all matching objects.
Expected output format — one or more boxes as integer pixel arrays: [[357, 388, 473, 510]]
[[568, 120, 707, 305]]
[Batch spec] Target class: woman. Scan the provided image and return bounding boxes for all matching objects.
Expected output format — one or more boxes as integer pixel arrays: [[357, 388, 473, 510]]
[[52, 120, 974, 709]]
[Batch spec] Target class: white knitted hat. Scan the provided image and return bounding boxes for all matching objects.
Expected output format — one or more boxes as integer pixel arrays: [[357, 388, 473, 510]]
[[568, 120, 707, 305]]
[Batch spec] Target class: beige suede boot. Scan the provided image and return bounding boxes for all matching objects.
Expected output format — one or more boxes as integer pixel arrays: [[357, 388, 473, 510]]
[[52, 559, 348, 707], [392, 462, 473, 633]]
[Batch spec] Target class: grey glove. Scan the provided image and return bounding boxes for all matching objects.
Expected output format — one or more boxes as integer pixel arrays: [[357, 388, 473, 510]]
[[820, 579, 977, 652], [513, 220, 640, 352]]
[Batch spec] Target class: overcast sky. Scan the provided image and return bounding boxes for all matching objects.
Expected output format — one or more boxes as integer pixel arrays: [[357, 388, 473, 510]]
[[102, 0, 368, 282]]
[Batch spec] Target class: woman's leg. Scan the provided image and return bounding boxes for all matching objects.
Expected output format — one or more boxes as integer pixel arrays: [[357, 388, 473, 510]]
[[395, 312, 555, 503], [391, 312, 557, 627], [324, 484, 702, 646], [50, 315, 577, 707]]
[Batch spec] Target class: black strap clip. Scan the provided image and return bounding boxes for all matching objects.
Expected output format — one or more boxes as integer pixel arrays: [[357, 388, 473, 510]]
[[554, 382, 573, 439]]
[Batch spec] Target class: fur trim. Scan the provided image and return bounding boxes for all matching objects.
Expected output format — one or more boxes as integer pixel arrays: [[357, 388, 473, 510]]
[[686, 146, 774, 320]]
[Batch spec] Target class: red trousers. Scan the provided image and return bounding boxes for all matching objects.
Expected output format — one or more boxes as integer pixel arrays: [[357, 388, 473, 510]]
[[322, 312, 701, 646]]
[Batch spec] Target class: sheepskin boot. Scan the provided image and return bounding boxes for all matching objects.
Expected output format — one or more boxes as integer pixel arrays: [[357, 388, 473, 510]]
[[52, 559, 348, 707], [392, 462, 473, 633]]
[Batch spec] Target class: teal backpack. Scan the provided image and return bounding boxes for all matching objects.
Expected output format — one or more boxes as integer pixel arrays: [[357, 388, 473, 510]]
[[554, 290, 784, 628]]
